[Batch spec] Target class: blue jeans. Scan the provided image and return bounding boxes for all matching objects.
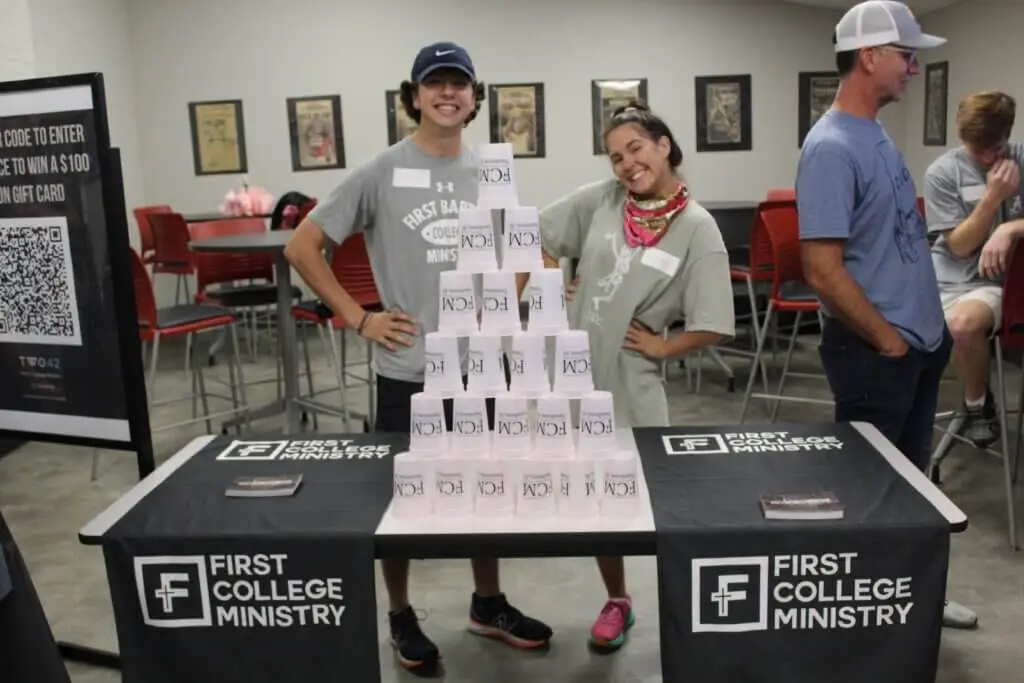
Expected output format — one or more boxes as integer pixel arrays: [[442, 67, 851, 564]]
[[818, 317, 953, 471]]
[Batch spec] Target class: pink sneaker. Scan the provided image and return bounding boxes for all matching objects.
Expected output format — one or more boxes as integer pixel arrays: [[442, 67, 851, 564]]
[[588, 598, 635, 652]]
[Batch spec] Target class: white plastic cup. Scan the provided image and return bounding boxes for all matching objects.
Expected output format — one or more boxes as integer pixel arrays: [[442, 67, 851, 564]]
[[492, 393, 532, 453], [507, 330, 549, 397], [600, 451, 641, 517], [423, 332, 464, 398], [516, 457, 558, 518], [451, 392, 491, 455], [433, 457, 476, 517], [577, 390, 617, 455], [474, 459, 516, 517], [525, 269, 568, 334], [438, 270, 479, 334], [467, 334, 508, 395], [534, 392, 574, 456], [409, 392, 448, 454], [456, 207, 499, 273], [480, 271, 522, 334], [502, 206, 543, 272], [553, 329, 594, 396], [476, 143, 519, 210], [558, 458, 599, 517], [392, 452, 434, 518]]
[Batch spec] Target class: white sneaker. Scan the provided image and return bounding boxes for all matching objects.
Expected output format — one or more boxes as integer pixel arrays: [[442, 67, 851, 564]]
[[943, 599, 978, 629]]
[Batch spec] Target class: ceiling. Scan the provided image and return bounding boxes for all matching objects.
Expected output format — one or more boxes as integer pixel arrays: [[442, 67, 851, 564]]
[[784, 0, 1021, 16]]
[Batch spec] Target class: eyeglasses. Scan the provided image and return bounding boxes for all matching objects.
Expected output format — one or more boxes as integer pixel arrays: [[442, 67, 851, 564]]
[[879, 45, 918, 66]]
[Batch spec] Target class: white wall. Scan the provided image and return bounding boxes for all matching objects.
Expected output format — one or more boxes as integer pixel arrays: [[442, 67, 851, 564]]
[[28, 0, 146, 242], [903, 0, 1024, 182], [0, 0, 35, 81], [129, 0, 906, 214]]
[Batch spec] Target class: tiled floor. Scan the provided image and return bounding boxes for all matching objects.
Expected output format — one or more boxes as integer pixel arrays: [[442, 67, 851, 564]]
[[1, 330, 1022, 682]]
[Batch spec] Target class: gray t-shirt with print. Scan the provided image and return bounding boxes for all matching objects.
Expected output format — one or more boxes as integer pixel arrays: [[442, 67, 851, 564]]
[[308, 137, 491, 383], [924, 141, 1024, 292]]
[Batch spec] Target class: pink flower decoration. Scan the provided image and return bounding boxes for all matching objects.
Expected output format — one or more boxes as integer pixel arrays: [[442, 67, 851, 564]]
[[220, 185, 276, 217]]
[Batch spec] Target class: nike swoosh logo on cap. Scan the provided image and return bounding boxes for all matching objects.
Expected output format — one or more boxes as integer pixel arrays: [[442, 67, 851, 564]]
[[436, 49, 456, 56]]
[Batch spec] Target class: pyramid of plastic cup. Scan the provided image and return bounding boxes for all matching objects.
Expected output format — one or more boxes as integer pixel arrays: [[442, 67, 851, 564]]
[[389, 143, 640, 522]]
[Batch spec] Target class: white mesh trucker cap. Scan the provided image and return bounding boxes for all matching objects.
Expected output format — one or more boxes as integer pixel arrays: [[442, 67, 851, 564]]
[[834, 1, 946, 52]]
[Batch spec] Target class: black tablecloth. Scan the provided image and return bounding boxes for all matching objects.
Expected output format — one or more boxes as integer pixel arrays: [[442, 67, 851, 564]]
[[636, 423, 952, 683], [86, 424, 959, 683], [100, 433, 402, 683], [0, 511, 72, 683]]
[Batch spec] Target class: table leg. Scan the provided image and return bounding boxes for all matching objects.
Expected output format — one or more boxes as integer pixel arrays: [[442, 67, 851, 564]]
[[275, 254, 301, 434]]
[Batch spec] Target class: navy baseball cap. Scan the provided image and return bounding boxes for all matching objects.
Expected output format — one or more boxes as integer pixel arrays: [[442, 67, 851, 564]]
[[411, 41, 475, 82]]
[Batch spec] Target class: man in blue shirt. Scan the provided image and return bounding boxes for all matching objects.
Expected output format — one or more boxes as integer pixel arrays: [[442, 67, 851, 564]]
[[796, 0, 977, 629]]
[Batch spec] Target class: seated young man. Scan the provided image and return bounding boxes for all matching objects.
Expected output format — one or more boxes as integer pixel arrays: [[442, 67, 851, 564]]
[[924, 90, 1024, 448]]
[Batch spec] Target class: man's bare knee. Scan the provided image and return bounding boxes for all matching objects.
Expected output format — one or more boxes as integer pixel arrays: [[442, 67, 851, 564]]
[[946, 300, 995, 349]]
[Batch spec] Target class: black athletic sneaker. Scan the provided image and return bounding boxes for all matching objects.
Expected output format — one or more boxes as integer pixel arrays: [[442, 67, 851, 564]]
[[388, 606, 440, 676], [964, 390, 1000, 449], [466, 592, 553, 649]]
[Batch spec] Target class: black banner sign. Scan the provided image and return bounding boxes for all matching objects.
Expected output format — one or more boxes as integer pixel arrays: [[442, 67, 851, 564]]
[[96, 433, 402, 683], [103, 535, 378, 683], [637, 423, 952, 683], [0, 74, 150, 467]]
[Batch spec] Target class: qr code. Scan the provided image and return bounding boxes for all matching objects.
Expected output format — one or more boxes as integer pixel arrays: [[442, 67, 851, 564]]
[[0, 217, 82, 346]]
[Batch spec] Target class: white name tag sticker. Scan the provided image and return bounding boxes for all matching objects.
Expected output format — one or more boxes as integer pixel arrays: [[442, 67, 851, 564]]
[[392, 168, 431, 188], [641, 248, 680, 277], [961, 184, 985, 202]]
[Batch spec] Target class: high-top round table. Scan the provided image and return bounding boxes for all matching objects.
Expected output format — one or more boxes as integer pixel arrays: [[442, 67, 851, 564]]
[[190, 230, 302, 434]]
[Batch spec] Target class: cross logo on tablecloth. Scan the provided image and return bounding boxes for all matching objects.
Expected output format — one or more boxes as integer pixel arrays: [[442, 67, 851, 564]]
[[691, 556, 769, 633]]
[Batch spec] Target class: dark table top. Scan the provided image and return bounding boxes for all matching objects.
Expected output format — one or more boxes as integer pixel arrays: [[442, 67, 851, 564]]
[[181, 212, 272, 223], [190, 229, 295, 253], [700, 200, 759, 211]]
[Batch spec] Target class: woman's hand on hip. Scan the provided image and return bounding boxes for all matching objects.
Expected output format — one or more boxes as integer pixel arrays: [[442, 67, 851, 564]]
[[623, 320, 667, 360]]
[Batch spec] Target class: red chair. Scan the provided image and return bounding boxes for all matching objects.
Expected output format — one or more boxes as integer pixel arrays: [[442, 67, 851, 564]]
[[765, 188, 796, 201], [133, 205, 172, 266], [130, 248, 249, 433], [147, 212, 196, 305], [291, 231, 381, 431], [726, 207, 776, 392], [930, 243, 1024, 550], [992, 243, 1024, 549], [738, 199, 827, 423], [189, 218, 280, 307]]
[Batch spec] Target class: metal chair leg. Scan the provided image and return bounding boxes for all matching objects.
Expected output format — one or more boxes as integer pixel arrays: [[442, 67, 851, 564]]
[[744, 274, 770, 393], [89, 448, 100, 482], [148, 334, 162, 411], [769, 311, 803, 422], [994, 340, 1019, 550], [192, 337, 212, 433], [300, 323, 318, 430], [230, 323, 251, 429], [739, 302, 775, 423]]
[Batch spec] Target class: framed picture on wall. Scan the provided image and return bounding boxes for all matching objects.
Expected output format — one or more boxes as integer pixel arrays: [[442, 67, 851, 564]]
[[591, 78, 648, 155], [488, 83, 546, 158], [694, 74, 752, 153], [286, 95, 345, 172], [924, 61, 949, 146], [798, 71, 839, 147], [385, 89, 418, 146], [187, 99, 247, 175]]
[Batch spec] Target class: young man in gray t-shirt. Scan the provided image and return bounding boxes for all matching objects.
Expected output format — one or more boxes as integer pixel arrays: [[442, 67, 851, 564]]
[[284, 42, 552, 675], [924, 91, 1024, 448]]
